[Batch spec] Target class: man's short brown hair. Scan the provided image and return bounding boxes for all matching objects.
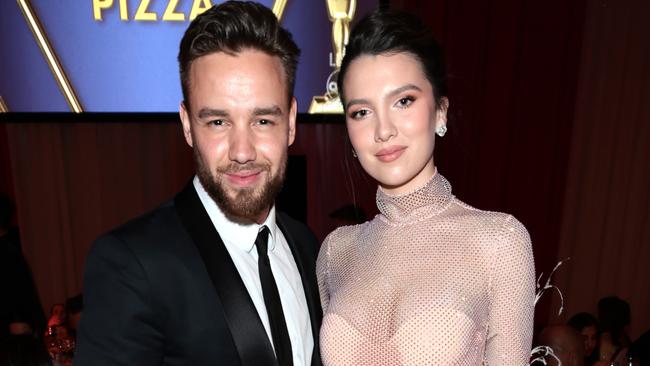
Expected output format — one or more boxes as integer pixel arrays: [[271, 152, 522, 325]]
[[178, 1, 300, 107]]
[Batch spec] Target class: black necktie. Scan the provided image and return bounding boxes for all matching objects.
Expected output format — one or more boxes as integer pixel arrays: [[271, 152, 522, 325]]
[[255, 226, 293, 366]]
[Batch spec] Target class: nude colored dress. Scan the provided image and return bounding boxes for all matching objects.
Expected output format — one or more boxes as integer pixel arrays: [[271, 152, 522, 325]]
[[317, 171, 535, 365]]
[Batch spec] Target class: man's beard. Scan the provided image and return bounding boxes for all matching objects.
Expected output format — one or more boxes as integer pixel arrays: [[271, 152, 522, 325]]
[[194, 148, 287, 224]]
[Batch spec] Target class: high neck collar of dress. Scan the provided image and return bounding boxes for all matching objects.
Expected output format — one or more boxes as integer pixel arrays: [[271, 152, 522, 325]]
[[376, 169, 453, 224]]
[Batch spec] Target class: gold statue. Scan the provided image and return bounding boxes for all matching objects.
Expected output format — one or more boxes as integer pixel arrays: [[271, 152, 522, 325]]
[[308, 0, 356, 114], [328, 0, 356, 68], [271, 0, 288, 21]]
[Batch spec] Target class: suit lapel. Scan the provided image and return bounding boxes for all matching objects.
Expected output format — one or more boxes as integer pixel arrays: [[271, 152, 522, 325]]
[[174, 182, 277, 366], [276, 214, 323, 366]]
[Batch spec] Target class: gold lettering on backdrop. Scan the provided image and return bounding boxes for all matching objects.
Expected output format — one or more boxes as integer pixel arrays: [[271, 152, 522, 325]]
[[189, 0, 212, 21], [93, 0, 113, 21], [308, 0, 356, 114], [119, 0, 129, 21], [134, 0, 157, 21], [163, 0, 185, 21], [92, 0, 290, 22]]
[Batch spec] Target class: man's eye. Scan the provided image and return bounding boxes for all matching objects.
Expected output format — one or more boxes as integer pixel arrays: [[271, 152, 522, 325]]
[[209, 119, 224, 126]]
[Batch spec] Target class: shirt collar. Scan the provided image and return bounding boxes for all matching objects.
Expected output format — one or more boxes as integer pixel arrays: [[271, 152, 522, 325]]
[[193, 176, 278, 253]]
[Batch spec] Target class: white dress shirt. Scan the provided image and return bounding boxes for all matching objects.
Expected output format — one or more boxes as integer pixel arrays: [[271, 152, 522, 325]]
[[194, 177, 313, 366]]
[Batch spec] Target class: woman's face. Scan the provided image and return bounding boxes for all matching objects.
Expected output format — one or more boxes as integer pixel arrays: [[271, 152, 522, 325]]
[[343, 52, 448, 195], [51, 304, 66, 321], [581, 325, 598, 356]]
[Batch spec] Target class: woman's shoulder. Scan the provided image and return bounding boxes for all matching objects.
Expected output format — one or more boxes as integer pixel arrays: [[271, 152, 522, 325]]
[[450, 197, 525, 226], [320, 218, 383, 260], [322, 220, 370, 249], [449, 197, 531, 246], [317, 221, 370, 275]]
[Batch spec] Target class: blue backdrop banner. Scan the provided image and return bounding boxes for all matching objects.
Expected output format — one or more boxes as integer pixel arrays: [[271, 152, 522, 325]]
[[0, 0, 376, 113]]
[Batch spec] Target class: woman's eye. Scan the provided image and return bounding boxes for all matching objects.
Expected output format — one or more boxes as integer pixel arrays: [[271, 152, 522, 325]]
[[350, 109, 369, 119], [396, 96, 415, 108]]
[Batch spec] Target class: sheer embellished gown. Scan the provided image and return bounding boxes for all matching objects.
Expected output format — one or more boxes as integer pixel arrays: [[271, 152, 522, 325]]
[[317, 171, 535, 365]]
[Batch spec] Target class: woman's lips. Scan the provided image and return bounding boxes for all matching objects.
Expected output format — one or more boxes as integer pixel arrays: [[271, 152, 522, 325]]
[[375, 145, 407, 163]]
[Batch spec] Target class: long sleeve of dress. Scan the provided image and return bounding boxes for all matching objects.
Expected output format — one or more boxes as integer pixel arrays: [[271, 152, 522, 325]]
[[316, 234, 331, 313], [485, 215, 536, 365]]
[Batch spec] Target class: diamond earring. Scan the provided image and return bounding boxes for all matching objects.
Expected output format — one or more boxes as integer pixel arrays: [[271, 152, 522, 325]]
[[436, 125, 447, 137], [352, 149, 358, 158]]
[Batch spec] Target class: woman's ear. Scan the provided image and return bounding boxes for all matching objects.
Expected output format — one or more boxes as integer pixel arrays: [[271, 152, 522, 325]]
[[435, 97, 449, 130]]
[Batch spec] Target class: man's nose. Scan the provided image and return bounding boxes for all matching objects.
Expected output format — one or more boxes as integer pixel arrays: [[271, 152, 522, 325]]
[[228, 126, 256, 164]]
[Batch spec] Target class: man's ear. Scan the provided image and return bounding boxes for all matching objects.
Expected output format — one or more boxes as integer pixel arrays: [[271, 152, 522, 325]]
[[288, 97, 297, 146], [180, 101, 193, 147]]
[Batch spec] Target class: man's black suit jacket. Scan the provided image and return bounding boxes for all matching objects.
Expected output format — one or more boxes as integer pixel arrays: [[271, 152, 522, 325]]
[[75, 183, 322, 365]]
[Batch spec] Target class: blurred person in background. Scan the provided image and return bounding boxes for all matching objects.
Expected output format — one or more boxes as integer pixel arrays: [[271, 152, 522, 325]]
[[597, 296, 632, 365], [628, 329, 649, 365], [568, 312, 600, 364], [1, 194, 49, 365], [46, 304, 66, 330], [64, 295, 82, 338], [538, 324, 585, 366]]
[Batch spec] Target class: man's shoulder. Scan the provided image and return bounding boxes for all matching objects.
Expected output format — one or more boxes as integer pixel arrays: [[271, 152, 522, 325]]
[[96, 200, 184, 252], [114, 200, 176, 232]]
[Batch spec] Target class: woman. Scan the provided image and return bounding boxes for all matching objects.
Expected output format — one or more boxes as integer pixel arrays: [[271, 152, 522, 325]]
[[47, 304, 67, 329], [568, 312, 600, 364], [316, 9, 536, 365], [595, 297, 632, 366]]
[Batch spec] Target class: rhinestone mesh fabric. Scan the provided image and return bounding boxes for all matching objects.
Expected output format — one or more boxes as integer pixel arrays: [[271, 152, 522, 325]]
[[317, 171, 536, 365]]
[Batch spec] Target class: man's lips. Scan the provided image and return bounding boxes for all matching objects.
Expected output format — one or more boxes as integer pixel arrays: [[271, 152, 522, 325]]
[[224, 170, 263, 186], [375, 145, 407, 163]]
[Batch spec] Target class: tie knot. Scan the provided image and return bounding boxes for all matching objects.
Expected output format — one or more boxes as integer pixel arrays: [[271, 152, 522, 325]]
[[255, 225, 270, 255]]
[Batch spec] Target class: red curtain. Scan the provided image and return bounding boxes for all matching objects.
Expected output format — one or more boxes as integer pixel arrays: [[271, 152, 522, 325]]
[[1, 124, 15, 206], [6, 122, 194, 312], [551, 0, 650, 339]]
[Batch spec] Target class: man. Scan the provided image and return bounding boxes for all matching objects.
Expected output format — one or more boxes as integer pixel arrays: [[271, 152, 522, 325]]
[[1, 194, 49, 365], [538, 325, 585, 366], [75, 2, 321, 365], [65, 294, 82, 337]]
